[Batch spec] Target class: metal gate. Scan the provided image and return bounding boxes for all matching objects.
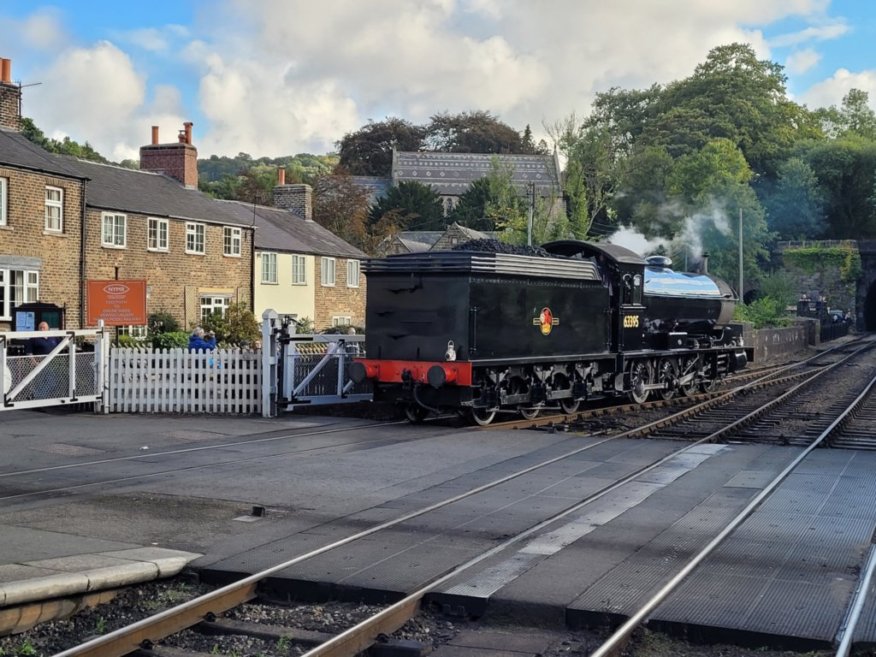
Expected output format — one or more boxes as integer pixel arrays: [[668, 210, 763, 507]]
[[260, 311, 371, 417], [0, 327, 109, 411]]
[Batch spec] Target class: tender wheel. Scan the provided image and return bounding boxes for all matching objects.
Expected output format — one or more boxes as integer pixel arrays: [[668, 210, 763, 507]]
[[655, 359, 676, 401], [404, 404, 428, 423], [700, 376, 718, 392], [469, 407, 497, 426], [627, 360, 652, 404], [519, 405, 541, 420], [560, 398, 581, 414]]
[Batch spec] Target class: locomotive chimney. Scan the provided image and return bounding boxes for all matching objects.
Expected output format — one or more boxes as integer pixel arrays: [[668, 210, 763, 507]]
[[701, 252, 709, 274]]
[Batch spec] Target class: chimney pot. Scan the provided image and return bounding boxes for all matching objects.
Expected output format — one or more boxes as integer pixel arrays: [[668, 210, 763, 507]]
[[151, 126, 159, 145], [184, 121, 193, 145], [0, 59, 10, 84], [278, 168, 286, 185]]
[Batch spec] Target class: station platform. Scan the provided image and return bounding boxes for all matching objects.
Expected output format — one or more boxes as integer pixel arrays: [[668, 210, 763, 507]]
[[1, 408, 875, 650]]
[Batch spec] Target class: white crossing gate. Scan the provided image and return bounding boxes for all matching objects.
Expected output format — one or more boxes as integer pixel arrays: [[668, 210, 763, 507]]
[[0, 327, 109, 411], [106, 348, 261, 414]]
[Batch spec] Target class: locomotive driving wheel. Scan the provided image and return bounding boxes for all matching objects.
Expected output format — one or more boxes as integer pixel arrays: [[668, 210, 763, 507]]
[[627, 359, 652, 404], [560, 398, 581, 414], [678, 356, 700, 397], [519, 405, 541, 420], [655, 359, 677, 400]]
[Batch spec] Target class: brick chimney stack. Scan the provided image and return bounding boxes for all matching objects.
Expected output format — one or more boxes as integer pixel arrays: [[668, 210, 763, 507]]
[[139, 122, 198, 189], [0, 58, 22, 131], [272, 169, 312, 220]]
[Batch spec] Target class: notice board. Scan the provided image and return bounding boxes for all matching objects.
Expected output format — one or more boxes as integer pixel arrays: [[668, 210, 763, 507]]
[[86, 279, 147, 326]]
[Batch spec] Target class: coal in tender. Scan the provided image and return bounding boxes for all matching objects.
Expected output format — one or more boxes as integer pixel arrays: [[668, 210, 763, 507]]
[[452, 238, 552, 258]]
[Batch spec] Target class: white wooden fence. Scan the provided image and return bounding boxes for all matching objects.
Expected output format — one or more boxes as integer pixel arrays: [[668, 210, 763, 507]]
[[107, 348, 261, 414]]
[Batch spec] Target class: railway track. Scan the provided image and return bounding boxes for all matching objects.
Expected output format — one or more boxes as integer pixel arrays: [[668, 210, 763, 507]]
[[50, 338, 876, 656]]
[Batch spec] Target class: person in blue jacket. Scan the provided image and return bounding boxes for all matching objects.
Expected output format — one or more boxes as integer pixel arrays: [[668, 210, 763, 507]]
[[188, 327, 216, 351], [27, 321, 62, 355]]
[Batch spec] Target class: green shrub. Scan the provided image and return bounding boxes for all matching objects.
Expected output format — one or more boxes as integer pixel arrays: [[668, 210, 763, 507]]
[[201, 303, 260, 347], [151, 331, 190, 350], [115, 334, 146, 348], [734, 296, 792, 329], [148, 311, 180, 334]]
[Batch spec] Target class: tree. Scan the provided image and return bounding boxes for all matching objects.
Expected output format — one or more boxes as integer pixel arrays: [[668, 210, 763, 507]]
[[762, 157, 825, 239], [336, 118, 426, 176], [368, 180, 446, 231], [815, 89, 876, 140], [312, 171, 370, 249], [20, 117, 109, 164], [425, 111, 529, 153], [201, 302, 260, 347], [448, 178, 493, 231], [797, 136, 876, 238]]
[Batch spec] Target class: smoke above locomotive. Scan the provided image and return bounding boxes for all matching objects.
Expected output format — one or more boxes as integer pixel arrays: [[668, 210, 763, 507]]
[[352, 238, 747, 424]]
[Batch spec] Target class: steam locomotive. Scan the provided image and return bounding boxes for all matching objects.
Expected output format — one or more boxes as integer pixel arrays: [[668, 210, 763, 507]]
[[350, 240, 748, 424]]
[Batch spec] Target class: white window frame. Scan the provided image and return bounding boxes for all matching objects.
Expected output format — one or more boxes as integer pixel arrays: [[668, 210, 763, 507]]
[[45, 186, 63, 232], [321, 257, 336, 287], [200, 295, 230, 321], [331, 316, 352, 327], [291, 254, 307, 285], [346, 259, 360, 288], [261, 252, 278, 284], [0, 268, 39, 321], [148, 217, 169, 252], [0, 177, 8, 226], [101, 212, 127, 248], [224, 226, 242, 257], [186, 222, 205, 254]]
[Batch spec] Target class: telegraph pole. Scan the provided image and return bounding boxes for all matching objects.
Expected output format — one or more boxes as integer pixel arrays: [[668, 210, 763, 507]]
[[527, 182, 535, 246]]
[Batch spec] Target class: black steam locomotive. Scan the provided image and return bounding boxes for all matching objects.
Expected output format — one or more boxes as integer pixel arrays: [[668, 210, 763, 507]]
[[350, 240, 748, 424]]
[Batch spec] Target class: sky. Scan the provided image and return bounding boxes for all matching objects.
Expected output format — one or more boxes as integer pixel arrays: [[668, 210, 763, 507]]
[[1, 0, 874, 162]]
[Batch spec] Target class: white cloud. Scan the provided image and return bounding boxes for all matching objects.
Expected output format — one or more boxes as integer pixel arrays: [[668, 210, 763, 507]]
[[769, 19, 848, 48], [24, 42, 152, 161], [786, 48, 821, 74], [3, 0, 854, 157], [801, 68, 876, 110]]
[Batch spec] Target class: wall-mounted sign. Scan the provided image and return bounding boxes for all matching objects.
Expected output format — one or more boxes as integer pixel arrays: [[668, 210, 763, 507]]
[[86, 279, 147, 326]]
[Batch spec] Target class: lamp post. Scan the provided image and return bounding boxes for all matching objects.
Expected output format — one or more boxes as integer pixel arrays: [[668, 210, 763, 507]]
[[738, 207, 743, 301]]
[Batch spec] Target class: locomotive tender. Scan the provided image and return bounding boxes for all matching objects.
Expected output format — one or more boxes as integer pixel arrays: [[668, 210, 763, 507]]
[[350, 240, 748, 424]]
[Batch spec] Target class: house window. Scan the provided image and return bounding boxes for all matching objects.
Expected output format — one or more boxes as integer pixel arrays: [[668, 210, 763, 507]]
[[261, 252, 278, 284], [224, 226, 241, 257], [186, 222, 205, 254], [45, 186, 63, 232], [200, 295, 230, 321], [101, 212, 127, 248], [148, 218, 169, 251], [117, 325, 148, 338], [331, 316, 352, 327], [0, 269, 39, 321], [321, 257, 336, 286], [346, 259, 360, 288], [0, 177, 7, 226], [292, 255, 307, 285]]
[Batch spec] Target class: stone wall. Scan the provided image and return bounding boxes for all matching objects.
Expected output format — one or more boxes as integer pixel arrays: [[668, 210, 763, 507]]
[[748, 323, 810, 363]]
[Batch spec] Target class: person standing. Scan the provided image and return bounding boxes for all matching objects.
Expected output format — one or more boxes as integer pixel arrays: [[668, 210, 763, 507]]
[[26, 322, 61, 355]]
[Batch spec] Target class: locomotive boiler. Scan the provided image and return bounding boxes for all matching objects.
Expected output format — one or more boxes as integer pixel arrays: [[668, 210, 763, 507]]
[[351, 240, 748, 424]]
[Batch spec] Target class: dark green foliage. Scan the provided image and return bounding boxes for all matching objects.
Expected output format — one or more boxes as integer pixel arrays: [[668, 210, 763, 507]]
[[734, 296, 792, 328], [21, 117, 110, 164], [147, 312, 180, 334], [368, 181, 446, 231], [336, 118, 426, 176], [425, 111, 541, 154], [762, 157, 825, 239], [151, 331, 190, 350], [201, 302, 260, 347], [448, 178, 493, 230]]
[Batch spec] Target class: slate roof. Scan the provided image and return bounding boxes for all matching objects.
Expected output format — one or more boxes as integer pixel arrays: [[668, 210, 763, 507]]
[[395, 230, 444, 248], [392, 151, 561, 196], [348, 175, 391, 203], [220, 201, 367, 259], [0, 129, 87, 179], [67, 158, 251, 226]]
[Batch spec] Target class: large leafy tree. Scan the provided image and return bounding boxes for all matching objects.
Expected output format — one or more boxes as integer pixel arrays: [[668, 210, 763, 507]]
[[815, 89, 876, 140], [448, 177, 494, 231], [312, 171, 370, 249], [425, 110, 539, 153], [762, 157, 825, 239], [797, 136, 876, 238], [368, 180, 446, 231], [336, 118, 426, 176]]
